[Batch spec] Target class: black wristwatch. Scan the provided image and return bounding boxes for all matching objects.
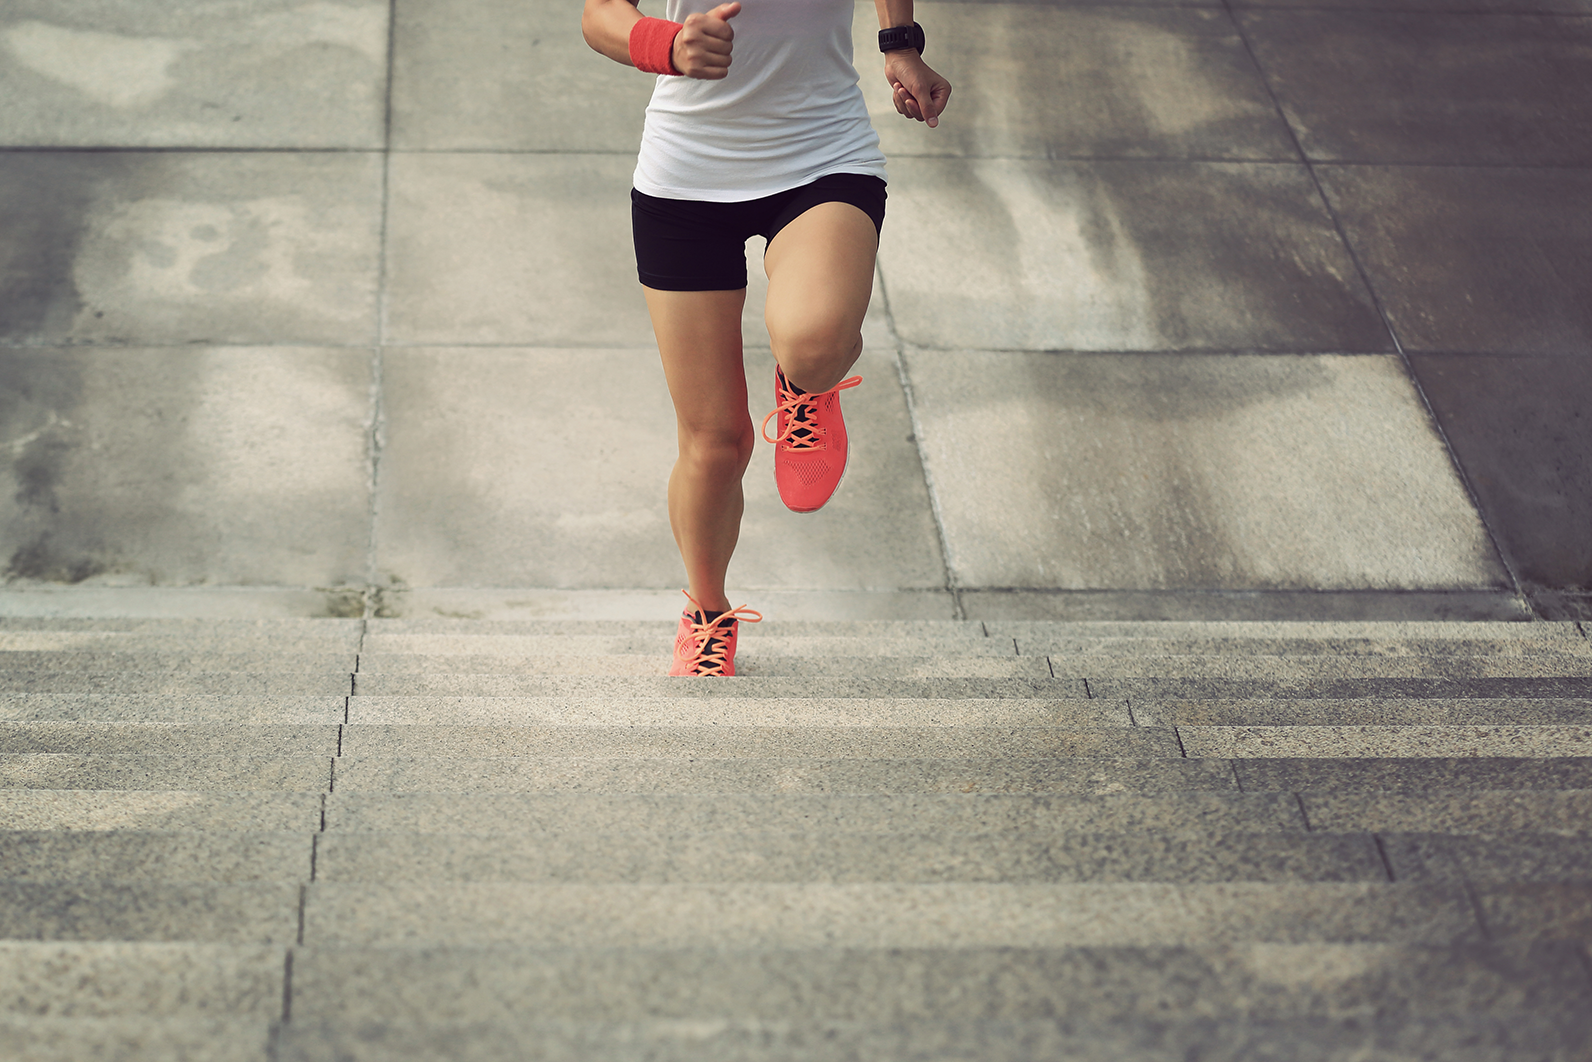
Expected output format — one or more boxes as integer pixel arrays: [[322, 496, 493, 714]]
[[878, 22, 925, 55]]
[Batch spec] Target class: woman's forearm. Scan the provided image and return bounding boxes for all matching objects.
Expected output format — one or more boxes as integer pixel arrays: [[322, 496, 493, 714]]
[[875, 0, 913, 29], [583, 0, 644, 65]]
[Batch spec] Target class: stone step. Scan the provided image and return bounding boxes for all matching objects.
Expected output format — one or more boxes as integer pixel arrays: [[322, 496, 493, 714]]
[[281, 941, 1591, 1024], [0, 881, 299, 943], [348, 651, 1592, 680], [311, 829, 1384, 884], [0, 1015, 271, 1062], [321, 790, 1295, 836], [1178, 724, 1592, 759], [1380, 833, 1592, 884], [983, 619, 1590, 644], [1233, 757, 1592, 792], [357, 654, 1048, 679], [0, 791, 321, 832], [0, 695, 347, 724], [1298, 790, 1592, 835], [1027, 636, 1592, 658], [0, 672, 352, 696], [298, 882, 1486, 948], [0, 941, 285, 1017], [0, 723, 340, 756], [1133, 697, 1592, 726], [361, 634, 1014, 658], [338, 723, 1139, 758], [0, 831, 311, 883], [0, 755, 331, 792], [349, 675, 1086, 699], [0, 651, 356, 673], [327, 750, 1192, 794], [343, 695, 1101, 726], [1096, 676, 1592, 701], [266, 1014, 1592, 1062]]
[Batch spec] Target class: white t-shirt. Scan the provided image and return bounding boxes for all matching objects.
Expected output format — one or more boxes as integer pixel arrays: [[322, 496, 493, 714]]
[[633, 0, 888, 201]]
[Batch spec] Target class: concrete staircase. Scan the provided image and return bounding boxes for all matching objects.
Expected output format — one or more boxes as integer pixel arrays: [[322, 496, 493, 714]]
[[2, 615, 1590, 1060]]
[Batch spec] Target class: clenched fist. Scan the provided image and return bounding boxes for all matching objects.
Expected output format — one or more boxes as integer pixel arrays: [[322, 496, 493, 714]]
[[672, 2, 740, 79]]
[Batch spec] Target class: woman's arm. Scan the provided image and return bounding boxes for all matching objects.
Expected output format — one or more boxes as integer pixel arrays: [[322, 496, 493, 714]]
[[582, 0, 741, 80], [874, 0, 951, 127]]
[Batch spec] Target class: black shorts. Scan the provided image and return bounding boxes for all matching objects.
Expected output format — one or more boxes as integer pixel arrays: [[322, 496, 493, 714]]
[[631, 172, 886, 291]]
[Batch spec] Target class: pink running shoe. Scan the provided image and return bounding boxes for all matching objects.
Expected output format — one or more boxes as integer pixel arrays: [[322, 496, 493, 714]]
[[669, 591, 762, 677], [761, 366, 862, 513]]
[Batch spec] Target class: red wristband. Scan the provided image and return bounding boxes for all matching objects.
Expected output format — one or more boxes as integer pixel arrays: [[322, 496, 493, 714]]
[[630, 17, 683, 76]]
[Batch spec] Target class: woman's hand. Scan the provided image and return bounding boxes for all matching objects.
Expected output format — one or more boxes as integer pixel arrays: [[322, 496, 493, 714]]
[[672, 2, 741, 79], [884, 50, 951, 128]]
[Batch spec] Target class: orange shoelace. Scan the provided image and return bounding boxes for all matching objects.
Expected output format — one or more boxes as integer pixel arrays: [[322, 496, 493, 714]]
[[761, 375, 862, 450], [677, 591, 763, 676]]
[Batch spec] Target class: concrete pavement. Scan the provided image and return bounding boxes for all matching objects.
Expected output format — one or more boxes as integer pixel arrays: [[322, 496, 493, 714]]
[[1, 0, 1587, 621]]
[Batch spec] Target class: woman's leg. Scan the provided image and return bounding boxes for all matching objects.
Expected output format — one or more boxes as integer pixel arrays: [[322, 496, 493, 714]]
[[643, 286, 753, 614], [762, 202, 879, 393]]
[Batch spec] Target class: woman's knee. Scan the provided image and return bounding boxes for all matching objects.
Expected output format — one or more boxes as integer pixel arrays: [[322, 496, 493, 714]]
[[678, 419, 756, 474], [769, 321, 862, 391]]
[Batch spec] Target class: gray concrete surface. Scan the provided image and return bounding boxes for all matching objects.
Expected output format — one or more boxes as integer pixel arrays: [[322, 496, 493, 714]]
[[1, 0, 1587, 618]]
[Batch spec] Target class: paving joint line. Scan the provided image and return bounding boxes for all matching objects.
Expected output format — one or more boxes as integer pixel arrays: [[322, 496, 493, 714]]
[[877, 268, 963, 621], [1220, 0, 1531, 617], [1372, 833, 1396, 882], [280, 949, 294, 1024], [1173, 727, 1188, 757], [1293, 792, 1312, 830]]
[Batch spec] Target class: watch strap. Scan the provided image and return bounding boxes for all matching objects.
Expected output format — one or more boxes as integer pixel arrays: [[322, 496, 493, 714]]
[[878, 22, 925, 55]]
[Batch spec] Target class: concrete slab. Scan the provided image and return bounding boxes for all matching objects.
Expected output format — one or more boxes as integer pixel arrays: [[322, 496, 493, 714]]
[[1239, 10, 1592, 164], [0, 723, 339, 756], [286, 942, 1588, 1024], [1474, 883, 1592, 942], [1382, 833, 1592, 884], [0, 0, 388, 148], [1180, 724, 1592, 759], [329, 749, 1183, 794], [370, 587, 960, 621], [0, 348, 373, 589], [1235, 757, 1592, 793], [348, 675, 1081, 701], [0, 588, 369, 619], [876, 159, 1390, 351], [0, 672, 352, 695], [902, 350, 1505, 591], [961, 589, 1531, 622], [1318, 165, 1592, 355], [1134, 698, 1592, 727], [0, 791, 320, 832], [322, 790, 1283, 836], [0, 831, 312, 883], [0, 1015, 272, 1062], [1410, 356, 1592, 590], [0, 696, 346, 725], [1300, 791, 1592, 834], [0, 882, 299, 943], [391, 0, 652, 151], [0, 754, 332, 792], [300, 881, 1481, 947], [0, 941, 284, 1017], [0, 152, 382, 346], [313, 830, 1381, 884], [372, 345, 945, 593], [382, 153, 649, 346], [856, 3, 1294, 160]]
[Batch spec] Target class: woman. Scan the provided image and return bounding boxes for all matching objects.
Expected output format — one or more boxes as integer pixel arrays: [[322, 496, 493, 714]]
[[581, 0, 951, 675]]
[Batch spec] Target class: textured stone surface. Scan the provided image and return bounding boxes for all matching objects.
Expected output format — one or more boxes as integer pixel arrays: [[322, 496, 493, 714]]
[[0, 754, 332, 793], [858, 4, 1294, 160], [1236, 757, 1592, 793], [302, 882, 1481, 947], [313, 829, 1382, 884], [1318, 165, 1592, 356], [322, 791, 1286, 836], [1410, 356, 1592, 590], [286, 941, 1592, 1024], [1240, 10, 1592, 164], [0, 831, 311, 883], [0, 882, 299, 942], [0, 0, 388, 148], [903, 351, 1502, 591], [0, 152, 381, 346], [390, 0, 651, 151], [1180, 724, 1592, 759], [372, 344, 945, 592], [0, 941, 285, 1017], [0, 791, 320, 832], [0, 696, 346, 724], [0, 348, 374, 588], [877, 159, 1389, 351], [1300, 791, 1592, 834], [0, 723, 339, 756]]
